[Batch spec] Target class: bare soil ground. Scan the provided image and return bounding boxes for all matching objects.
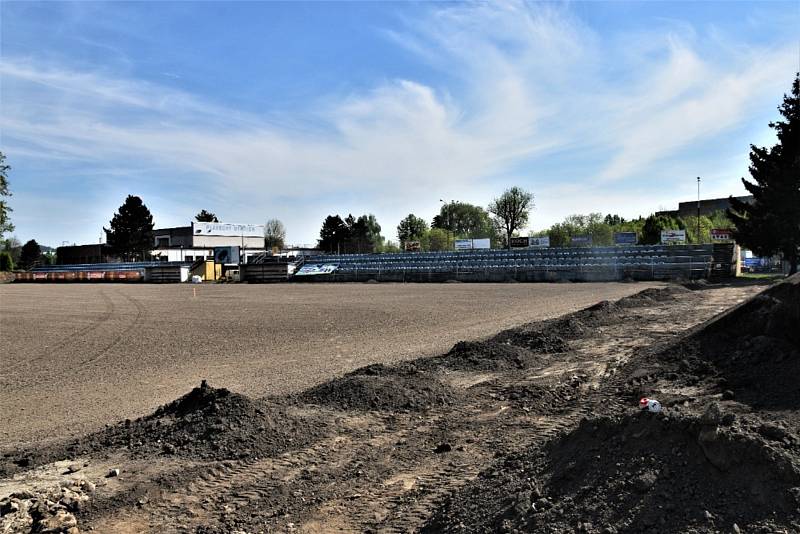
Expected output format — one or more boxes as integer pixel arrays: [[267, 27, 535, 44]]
[[3, 279, 798, 534], [0, 282, 658, 447]]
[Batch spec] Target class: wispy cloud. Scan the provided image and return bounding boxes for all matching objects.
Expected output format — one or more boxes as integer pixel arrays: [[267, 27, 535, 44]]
[[0, 1, 796, 245]]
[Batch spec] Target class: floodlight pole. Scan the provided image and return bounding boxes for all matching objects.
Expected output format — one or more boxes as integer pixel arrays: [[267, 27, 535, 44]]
[[696, 177, 701, 243]]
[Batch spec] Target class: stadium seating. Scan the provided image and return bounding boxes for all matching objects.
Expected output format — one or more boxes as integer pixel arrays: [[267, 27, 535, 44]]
[[298, 244, 714, 281]]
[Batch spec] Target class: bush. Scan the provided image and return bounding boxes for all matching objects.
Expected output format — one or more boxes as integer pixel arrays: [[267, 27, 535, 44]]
[[0, 251, 14, 271]]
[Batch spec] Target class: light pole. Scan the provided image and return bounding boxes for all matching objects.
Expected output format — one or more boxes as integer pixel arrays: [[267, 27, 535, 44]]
[[696, 177, 701, 243]]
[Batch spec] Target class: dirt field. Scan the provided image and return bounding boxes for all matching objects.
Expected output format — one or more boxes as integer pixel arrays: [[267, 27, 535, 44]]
[[0, 282, 660, 448], [2, 278, 798, 534]]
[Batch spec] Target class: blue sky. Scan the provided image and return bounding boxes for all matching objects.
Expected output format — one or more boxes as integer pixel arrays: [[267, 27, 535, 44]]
[[1, 1, 798, 247]]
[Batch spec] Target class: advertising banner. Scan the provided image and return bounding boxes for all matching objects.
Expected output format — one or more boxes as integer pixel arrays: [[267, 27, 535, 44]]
[[455, 238, 492, 250], [711, 229, 732, 241], [193, 222, 264, 238], [661, 229, 687, 243], [296, 264, 339, 276], [571, 235, 592, 246], [613, 232, 638, 245], [509, 237, 530, 248], [403, 241, 421, 252], [529, 236, 550, 248], [213, 246, 240, 264]]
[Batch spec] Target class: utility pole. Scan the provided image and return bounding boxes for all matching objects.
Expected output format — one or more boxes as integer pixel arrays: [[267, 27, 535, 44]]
[[696, 177, 701, 243]]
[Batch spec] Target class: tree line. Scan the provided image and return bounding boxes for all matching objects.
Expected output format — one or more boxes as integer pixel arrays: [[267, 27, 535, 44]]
[[318, 187, 534, 253], [533, 210, 735, 247]]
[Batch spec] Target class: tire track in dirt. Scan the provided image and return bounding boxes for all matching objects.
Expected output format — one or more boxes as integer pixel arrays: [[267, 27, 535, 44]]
[[35, 288, 115, 362], [80, 290, 145, 367]]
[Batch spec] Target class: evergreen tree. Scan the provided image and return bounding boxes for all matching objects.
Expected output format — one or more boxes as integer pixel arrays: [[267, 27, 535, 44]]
[[19, 239, 41, 270], [104, 195, 155, 261], [195, 210, 219, 222], [728, 73, 800, 274], [318, 215, 348, 253]]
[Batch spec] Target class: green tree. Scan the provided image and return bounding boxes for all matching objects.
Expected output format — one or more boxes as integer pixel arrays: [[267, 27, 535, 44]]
[[0, 152, 13, 238], [2, 237, 21, 264], [104, 195, 155, 261], [681, 215, 713, 244], [427, 227, 450, 251], [318, 215, 348, 253], [348, 214, 383, 253], [603, 214, 626, 226], [397, 214, 428, 244], [432, 202, 496, 240], [0, 251, 13, 271], [488, 187, 534, 249], [708, 210, 735, 230], [19, 239, 42, 270], [641, 214, 684, 245], [729, 73, 800, 274], [264, 218, 286, 250], [547, 223, 571, 247], [195, 210, 219, 222]]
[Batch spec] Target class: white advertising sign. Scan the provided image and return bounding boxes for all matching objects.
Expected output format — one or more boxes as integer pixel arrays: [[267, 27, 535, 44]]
[[193, 222, 264, 238], [529, 236, 550, 248], [296, 264, 339, 276], [455, 238, 491, 250], [661, 229, 687, 243]]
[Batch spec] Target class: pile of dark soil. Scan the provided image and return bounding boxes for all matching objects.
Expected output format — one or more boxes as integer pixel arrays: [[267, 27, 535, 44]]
[[618, 285, 690, 307], [492, 329, 570, 354], [1, 382, 327, 476], [423, 410, 800, 533], [637, 274, 800, 411], [425, 341, 545, 371], [500, 376, 585, 413], [299, 367, 455, 412], [493, 300, 627, 353]]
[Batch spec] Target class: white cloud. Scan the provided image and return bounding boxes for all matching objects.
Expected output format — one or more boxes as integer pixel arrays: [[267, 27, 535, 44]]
[[0, 1, 796, 245]]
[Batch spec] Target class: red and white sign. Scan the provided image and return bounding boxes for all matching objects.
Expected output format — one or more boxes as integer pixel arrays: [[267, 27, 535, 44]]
[[711, 229, 732, 241]]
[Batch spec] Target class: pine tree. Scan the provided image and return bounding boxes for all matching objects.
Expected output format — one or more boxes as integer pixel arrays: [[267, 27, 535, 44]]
[[195, 210, 219, 222], [104, 195, 155, 261], [19, 239, 42, 270], [728, 74, 800, 274]]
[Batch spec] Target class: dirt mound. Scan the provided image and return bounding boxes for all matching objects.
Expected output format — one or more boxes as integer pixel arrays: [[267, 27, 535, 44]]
[[300, 369, 455, 411], [428, 341, 546, 371], [493, 299, 626, 353], [641, 275, 800, 411], [618, 285, 690, 307], [492, 329, 570, 353], [423, 410, 800, 533], [501, 376, 585, 413], [1, 382, 326, 476]]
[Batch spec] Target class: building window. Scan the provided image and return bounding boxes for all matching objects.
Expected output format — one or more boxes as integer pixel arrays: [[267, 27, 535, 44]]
[[185, 255, 194, 262], [156, 237, 169, 248]]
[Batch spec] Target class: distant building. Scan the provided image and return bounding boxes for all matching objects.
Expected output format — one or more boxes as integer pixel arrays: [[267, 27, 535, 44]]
[[656, 195, 753, 219], [57, 221, 268, 264]]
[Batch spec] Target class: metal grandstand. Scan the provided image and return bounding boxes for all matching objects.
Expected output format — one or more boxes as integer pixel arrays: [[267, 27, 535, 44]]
[[299, 244, 717, 281]]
